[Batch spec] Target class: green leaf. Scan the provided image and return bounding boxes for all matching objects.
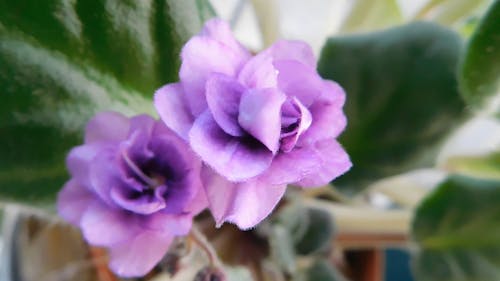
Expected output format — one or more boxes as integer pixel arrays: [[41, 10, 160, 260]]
[[303, 260, 348, 281], [445, 152, 500, 180], [412, 175, 500, 281], [294, 208, 335, 255], [340, 0, 403, 33], [269, 225, 297, 274], [0, 0, 215, 203], [414, 0, 489, 26], [276, 204, 335, 256], [459, 0, 500, 114], [318, 22, 465, 190]]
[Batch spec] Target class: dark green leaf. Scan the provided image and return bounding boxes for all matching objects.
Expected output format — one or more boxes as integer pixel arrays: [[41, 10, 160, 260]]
[[276, 204, 335, 255], [0, 0, 215, 203], [412, 175, 500, 281], [294, 208, 335, 255], [459, 0, 500, 113], [304, 260, 348, 281], [269, 225, 297, 274], [318, 22, 465, 190]]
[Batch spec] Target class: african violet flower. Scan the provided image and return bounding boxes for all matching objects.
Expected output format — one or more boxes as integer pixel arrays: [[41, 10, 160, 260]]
[[57, 112, 206, 277], [155, 19, 351, 230]]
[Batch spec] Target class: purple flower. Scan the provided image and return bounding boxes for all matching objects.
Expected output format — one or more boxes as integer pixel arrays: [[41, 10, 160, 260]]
[[154, 19, 351, 230], [57, 112, 206, 277]]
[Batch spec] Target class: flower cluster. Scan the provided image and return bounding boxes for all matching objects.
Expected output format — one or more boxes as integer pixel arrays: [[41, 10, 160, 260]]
[[57, 19, 351, 277]]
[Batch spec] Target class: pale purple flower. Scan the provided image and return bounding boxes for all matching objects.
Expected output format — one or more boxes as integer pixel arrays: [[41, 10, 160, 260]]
[[154, 19, 351, 230], [57, 112, 206, 277]]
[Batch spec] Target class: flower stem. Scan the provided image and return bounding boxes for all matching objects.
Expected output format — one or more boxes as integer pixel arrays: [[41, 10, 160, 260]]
[[189, 227, 218, 266]]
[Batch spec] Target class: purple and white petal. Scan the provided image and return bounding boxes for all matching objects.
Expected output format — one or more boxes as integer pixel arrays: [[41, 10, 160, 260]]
[[190, 111, 273, 181], [206, 74, 246, 136], [265, 39, 317, 69], [298, 81, 347, 144], [56, 180, 94, 225], [296, 139, 352, 187], [154, 83, 194, 140], [84, 111, 130, 144], [180, 37, 248, 116], [275, 60, 324, 106], [202, 167, 286, 230], [109, 231, 173, 277], [238, 88, 286, 153], [80, 202, 139, 247]]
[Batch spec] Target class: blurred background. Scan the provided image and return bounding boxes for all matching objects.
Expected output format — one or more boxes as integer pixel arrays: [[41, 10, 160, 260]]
[[0, 0, 499, 281]]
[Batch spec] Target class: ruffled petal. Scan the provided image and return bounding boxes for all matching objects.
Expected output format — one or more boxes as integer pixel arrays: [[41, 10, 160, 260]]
[[80, 202, 139, 247], [202, 167, 286, 230], [299, 81, 347, 144], [189, 111, 273, 181], [110, 185, 166, 215], [200, 18, 251, 60], [57, 179, 94, 225], [145, 212, 193, 235], [84, 111, 129, 144], [206, 74, 245, 136], [148, 127, 203, 214], [238, 88, 286, 153], [296, 139, 352, 187], [238, 51, 278, 89], [154, 83, 194, 140], [66, 144, 102, 187], [280, 97, 312, 152], [180, 37, 249, 116], [89, 147, 121, 205], [259, 145, 322, 185], [109, 231, 173, 277], [275, 60, 324, 106], [265, 39, 316, 69]]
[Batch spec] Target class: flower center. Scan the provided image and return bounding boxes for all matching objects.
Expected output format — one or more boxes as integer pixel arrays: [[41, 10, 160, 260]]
[[121, 149, 165, 190]]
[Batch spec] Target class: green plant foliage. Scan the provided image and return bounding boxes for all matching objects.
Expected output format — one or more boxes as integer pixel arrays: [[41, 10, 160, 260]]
[[318, 22, 465, 191], [276, 204, 335, 256], [340, 0, 402, 33], [445, 151, 500, 180], [0, 0, 215, 203], [303, 260, 348, 281], [412, 175, 500, 281], [459, 0, 500, 114]]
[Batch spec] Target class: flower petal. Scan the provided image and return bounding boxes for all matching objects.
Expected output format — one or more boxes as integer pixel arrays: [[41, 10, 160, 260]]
[[109, 231, 173, 277], [154, 83, 193, 140], [145, 212, 193, 235], [84, 111, 129, 144], [201, 18, 250, 60], [259, 146, 322, 185], [275, 60, 324, 106], [190, 111, 273, 181], [238, 52, 278, 88], [66, 143, 102, 187], [206, 74, 246, 136], [297, 139, 352, 187], [238, 88, 286, 153], [89, 147, 121, 205], [280, 97, 312, 152], [57, 179, 94, 225], [110, 185, 166, 215], [180, 37, 248, 116], [202, 167, 286, 230], [299, 81, 347, 144], [265, 39, 316, 68], [80, 202, 138, 246]]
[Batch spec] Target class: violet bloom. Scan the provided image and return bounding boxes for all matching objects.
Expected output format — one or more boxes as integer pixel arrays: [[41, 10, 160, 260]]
[[155, 19, 351, 229], [57, 112, 206, 277]]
